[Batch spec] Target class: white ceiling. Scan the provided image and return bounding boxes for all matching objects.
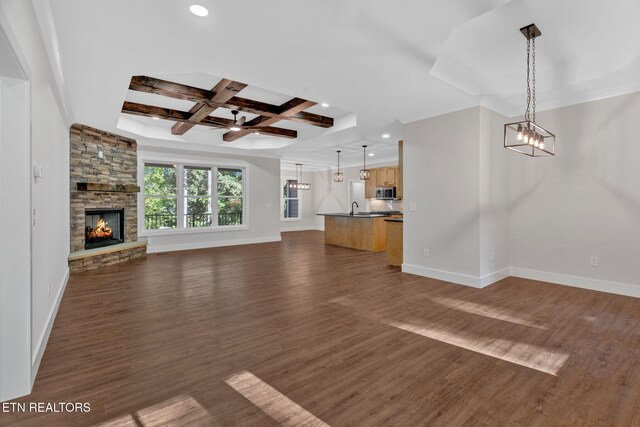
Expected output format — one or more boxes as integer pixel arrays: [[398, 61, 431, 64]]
[[37, 0, 640, 167]]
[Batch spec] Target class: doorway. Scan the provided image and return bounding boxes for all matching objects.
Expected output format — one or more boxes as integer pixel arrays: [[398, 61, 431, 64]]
[[349, 180, 366, 213], [0, 19, 32, 401]]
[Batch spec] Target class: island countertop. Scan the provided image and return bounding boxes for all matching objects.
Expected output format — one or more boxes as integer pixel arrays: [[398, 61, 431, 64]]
[[317, 213, 391, 218]]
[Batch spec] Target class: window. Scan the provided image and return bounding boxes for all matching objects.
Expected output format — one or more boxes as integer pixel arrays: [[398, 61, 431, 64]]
[[282, 179, 300, 219], [217, 168, 243, 226], [144, 164, 177, 229], [143, 163, 245, 232], [184, 166, 212, 228]]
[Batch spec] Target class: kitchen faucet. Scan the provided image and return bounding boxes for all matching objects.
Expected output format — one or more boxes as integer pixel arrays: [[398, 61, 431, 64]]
[[350, 201, 359, 216]]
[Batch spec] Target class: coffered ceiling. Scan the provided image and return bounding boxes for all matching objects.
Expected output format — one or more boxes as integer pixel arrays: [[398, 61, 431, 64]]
[[35, 0, 640, 167]]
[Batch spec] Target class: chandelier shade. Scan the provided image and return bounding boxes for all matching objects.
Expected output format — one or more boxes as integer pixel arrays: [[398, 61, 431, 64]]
[[504, 23, 556, 157], [333, 150, 344, 182], [504, 120, 555, 157], [289, 163, 311, 190], [360, 145, 370, 180]]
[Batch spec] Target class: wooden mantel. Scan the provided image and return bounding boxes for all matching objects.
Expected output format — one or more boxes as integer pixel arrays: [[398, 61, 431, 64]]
[[76, 182, 140, 193]]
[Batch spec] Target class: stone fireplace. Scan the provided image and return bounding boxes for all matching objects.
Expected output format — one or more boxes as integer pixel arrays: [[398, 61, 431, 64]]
[[68, 124, 146, 272]]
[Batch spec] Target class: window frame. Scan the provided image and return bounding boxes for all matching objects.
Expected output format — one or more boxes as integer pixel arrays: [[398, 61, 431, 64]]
[[281, 175, 302, 222], [143, 163, 178, 231], [140, 159, 248, 236], [216, 166, 245, 227], [183, 165, 214, 229]]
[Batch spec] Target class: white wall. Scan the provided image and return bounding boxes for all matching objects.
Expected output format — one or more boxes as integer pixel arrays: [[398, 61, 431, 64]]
[[403, 95, 640, 295], [508, 92, 640, 293], [479, 107, 510, 279], [138, 147, 281, 253], [0, 0, 70, 400], [403, 107, 483, 282]]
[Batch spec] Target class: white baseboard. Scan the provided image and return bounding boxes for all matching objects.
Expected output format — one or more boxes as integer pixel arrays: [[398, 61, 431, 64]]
[[402, 264, 509, 288], [147, 235, 282, 254], [31, 267, 69, 382], [510, 267, 640, 299], [280, 226, 324, 232], [480, 268, 511, 287], [401, 262, 640, 298]]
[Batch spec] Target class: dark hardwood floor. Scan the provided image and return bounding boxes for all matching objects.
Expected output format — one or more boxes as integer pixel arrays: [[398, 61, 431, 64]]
[[3, 231, 640, 426]]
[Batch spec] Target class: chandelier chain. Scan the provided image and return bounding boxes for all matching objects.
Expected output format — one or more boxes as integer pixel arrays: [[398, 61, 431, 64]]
[[525, 31, 531, 122], [532, 35, 536, 123]]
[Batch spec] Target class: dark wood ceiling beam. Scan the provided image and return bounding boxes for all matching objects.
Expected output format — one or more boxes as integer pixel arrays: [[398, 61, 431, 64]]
[[171, 79, 248, 136], [219, 97, 332, 128], [129, 76, 333, 128], [121, 101, 297, 139], [129, 76, 211, 102], [223, 98, 316, 142]]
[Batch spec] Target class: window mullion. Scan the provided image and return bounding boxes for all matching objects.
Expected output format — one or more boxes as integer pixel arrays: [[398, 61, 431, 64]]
[[177, 164, 185, 229], [212, 166, 219, 227]]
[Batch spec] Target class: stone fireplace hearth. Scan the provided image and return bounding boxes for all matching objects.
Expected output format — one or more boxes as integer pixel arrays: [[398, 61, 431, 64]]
[[68, 124, 146, 272]]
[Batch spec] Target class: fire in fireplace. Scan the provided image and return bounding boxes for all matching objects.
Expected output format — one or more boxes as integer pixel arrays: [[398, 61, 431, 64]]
[[85, 209, 125, 249]]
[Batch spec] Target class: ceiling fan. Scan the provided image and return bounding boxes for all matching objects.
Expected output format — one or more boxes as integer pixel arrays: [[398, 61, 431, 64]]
[[229, 110, 246, 132], [210, 109, 267, 135]]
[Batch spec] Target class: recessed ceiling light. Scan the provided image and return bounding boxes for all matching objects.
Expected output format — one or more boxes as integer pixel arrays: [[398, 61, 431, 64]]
[[321, 102, 330, 108], [369, 153, 374, 157], [189, 5, 209, 16], [152, 116, 160, 120], [381, 133, 390, 139]]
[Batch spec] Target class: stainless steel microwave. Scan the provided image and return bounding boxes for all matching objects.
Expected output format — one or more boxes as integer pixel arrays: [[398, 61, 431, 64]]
[[375, 187, 396, 200]]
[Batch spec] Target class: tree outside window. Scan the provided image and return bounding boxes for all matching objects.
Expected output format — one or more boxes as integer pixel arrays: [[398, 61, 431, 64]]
[[144, 164, 177, 229], [217, 168, 243, 226], [184, 166, 212, 228]]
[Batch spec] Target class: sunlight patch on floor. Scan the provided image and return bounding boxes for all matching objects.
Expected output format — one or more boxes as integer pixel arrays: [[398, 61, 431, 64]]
[[383, 319, 569, 376], [225, 370, 330, 427], [135, 395, 214, 426], [94, 414, 138, 427], [93, 395, 214, 427], [431, 296, 549, 330]]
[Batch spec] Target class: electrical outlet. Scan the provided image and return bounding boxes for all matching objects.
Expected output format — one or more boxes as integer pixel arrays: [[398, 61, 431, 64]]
[[97, 150, 104, 160], [423, 249, 430, 258], [590, 256, 599, 267], [409, 203, 417, 211]]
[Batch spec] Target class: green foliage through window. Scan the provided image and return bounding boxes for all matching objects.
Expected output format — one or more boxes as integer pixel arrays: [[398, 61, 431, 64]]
[[184, 167, 211, 228], [217, 168, 243, 225], [144, 164, 244, 229], [144, 164, 177, 229]]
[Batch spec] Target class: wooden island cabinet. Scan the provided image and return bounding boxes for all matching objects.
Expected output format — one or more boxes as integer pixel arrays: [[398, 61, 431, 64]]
[[320, 214, 388, 252]]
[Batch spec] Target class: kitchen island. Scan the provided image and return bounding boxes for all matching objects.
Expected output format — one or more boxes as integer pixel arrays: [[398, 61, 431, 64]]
[[318, 213, 389, 252]]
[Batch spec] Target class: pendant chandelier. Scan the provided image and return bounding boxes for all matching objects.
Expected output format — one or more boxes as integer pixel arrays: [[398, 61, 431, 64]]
[[504, 23, 555, 157], [359, 145, 370, 180], [333, 150, 344, 182], [288, 163, 311, 190]]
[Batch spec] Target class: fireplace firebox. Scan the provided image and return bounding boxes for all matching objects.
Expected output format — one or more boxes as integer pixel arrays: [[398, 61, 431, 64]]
[[85, 209, 125, 249]]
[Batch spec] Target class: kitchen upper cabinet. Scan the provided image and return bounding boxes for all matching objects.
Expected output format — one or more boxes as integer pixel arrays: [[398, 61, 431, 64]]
[[365, 172, 377, 199], [364, 166, 400, 199], [378, 167, 396, 187]]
